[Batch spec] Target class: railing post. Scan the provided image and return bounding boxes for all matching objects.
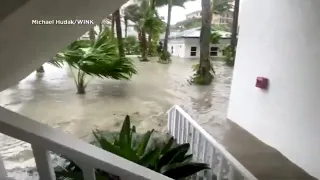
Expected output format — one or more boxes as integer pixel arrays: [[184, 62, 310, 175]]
[[80, 164, 96, 180], [0, 156, 7, 179], [217, 155, 227, 180], [32, 145, 55, 180]]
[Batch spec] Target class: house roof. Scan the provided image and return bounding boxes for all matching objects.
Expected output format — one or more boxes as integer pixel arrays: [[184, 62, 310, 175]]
[[160, 27, 231, 40]]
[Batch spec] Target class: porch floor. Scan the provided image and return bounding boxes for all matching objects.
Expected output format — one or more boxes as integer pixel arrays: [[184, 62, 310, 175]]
[[220, 119, 317, 180]]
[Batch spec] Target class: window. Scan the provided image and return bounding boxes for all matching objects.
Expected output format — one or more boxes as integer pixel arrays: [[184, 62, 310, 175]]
[[210, 47, 218, 56], [190, 46, 197, 56]]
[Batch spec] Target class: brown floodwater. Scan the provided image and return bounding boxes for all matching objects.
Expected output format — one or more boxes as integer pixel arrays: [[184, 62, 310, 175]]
[[0, 57, 233, 179]]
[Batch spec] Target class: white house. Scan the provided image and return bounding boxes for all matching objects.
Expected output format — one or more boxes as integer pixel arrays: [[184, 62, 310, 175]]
[[163, 28, 231, 58]]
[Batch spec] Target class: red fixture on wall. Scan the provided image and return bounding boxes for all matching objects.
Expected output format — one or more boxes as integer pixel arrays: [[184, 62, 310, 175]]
[[256, 77, 269, 90]]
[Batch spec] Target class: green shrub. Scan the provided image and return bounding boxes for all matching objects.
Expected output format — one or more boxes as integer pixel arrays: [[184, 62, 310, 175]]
[[124, 36, 140, 55], [222, 44, 235, 66], [55, 115, 209, 180]]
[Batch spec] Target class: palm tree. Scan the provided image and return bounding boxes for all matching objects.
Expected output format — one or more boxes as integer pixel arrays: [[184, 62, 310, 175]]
[[124, 0, 163, 61], [160, 0, 172, 62], [230, 0, 240, 60], [114, 9, 125, 57], [51, 26, 136, 94], [192, 0, 213, 85]]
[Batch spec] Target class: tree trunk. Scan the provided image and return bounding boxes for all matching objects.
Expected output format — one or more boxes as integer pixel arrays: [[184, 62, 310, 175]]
[[76, 82, 86, 94], [162, 0, 172, 61], [124, 16, 128, 38], [36, 65, 45, 73], [198, 0, 213, 84], [111, 13, 115, 35], [147, 34, 153, 56], [114, 9, 125, 57], [230, 0, 240, 58], [148, 0, 156, 56], [140, 29, 148, 61]]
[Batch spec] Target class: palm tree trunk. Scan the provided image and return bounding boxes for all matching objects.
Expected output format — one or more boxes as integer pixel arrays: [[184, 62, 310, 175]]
[[147, 34, 153, 56], [111, 13, 115, 35], [140, 29, 148, 61], [148, 0, 157, 56], [198, 0, 213, 84], [36, 65, 44, 73], [124, 16, 128, 38], [231, 0, 240, 58], [162, 0, 172, 61], [114, 9, 125, 57]]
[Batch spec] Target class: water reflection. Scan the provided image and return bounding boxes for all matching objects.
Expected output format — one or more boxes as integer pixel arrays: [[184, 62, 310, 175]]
[[0, 57, 233, 179]]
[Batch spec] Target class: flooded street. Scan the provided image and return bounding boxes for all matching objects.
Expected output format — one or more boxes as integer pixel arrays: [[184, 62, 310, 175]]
[[0, 57, 233, 179]]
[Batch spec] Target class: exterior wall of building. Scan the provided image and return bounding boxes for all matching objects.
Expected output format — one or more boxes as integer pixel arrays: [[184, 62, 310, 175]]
[[172, 38, 229, 59], [227, 0, 320, 178], [167, 39, 185, 57], [186, 11, 201, 19]]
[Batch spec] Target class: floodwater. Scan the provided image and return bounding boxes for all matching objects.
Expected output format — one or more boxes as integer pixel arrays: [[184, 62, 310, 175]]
[[0, 57, 233, 179]]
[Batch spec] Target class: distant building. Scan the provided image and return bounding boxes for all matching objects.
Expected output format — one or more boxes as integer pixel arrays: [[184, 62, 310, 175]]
[[186, 11, 202, 19], [160, 27, 231, 59], [212, 11, 233, 25], [185, 10, 233, 26]]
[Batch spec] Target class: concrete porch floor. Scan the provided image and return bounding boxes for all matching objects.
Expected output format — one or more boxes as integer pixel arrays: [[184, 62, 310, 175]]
[[220, 119, 318, 180]]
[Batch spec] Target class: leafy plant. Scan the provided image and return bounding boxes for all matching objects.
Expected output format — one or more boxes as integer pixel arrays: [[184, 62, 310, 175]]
[[210, 31, 222, 44], [55, 115, 209, 179], [124, 36, 140, 55], [50, 26, 137, 94], [222, 44, 235, 66]]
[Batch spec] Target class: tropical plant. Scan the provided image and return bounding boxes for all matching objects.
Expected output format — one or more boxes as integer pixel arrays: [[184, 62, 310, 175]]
[[191, 0, 214, 85], [124, 0, 165, 61], [55, 115, 209, 179], [51, 26, 137, 94], [222, 44, 235, 66], [210, 31, 222, 44], [124, 36, 140, 55]]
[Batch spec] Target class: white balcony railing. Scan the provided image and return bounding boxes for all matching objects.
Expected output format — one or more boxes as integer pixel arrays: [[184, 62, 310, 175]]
[[167, 105, 258, 180], [0, 107, 172, 180]]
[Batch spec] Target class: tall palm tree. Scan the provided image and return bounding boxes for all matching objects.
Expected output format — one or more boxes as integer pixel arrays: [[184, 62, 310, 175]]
[[51, 26, 136, 94], [161, 0, 172, 62], [230, 0, 240, 59], [192, 0, 213, 85], [124, 0, 163, 61], [114, 9, 125, 57]]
